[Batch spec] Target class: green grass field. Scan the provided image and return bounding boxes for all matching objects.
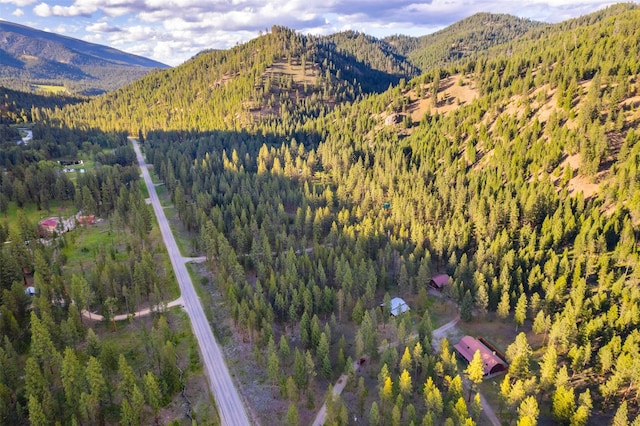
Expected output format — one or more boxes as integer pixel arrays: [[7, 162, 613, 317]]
[[32, 84, 68, 94], [61, 221, 125, 269], [2, 201, 76, 233]]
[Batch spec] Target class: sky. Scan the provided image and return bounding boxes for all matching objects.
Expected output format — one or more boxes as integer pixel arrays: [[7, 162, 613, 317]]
[[0, 0, 630, 66]]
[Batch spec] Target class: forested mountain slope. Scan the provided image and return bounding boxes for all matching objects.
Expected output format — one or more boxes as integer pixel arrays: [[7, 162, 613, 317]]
[[42, 26, 418, 135], [385, 13, 544, 72], [323, 31, 420, 82], [0, 20, 168, 94], [306, 2, 640, 421]]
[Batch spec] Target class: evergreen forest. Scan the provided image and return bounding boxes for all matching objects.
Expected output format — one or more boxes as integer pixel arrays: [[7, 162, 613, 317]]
[[1, 3, 640, 425]]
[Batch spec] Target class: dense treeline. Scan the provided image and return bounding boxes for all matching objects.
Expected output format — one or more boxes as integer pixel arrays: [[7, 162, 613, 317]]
[[324, 31, 420, 83], [0, 123, 198, 424], [309, 5, 640, 423], [0, 86, 84, 125]]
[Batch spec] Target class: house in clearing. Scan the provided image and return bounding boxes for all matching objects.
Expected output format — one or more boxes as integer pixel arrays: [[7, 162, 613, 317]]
[[38, 217, 61, 235], [429, 273, 450, 290], [454, 336, 508, 376], [389, 297, 410, 316], [381, 297, 410, 316]]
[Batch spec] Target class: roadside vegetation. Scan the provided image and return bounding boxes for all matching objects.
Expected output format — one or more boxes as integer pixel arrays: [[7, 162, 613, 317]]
[[0, 127, 213, 424]]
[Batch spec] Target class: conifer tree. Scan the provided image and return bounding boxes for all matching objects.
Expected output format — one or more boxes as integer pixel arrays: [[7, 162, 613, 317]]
[[464, 350, 484, 401]]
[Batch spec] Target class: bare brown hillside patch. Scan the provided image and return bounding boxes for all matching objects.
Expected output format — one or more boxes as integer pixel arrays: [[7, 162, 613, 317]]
[[557, 154, 604, 198], [407, 74, 478, 122], [263, 60, 320, 86], [250, 60, 325, 119]]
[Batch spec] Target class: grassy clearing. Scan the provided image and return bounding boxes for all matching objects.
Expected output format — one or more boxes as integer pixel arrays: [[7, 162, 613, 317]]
[[61, 221, 124, 268], [2, 201, 76, 232], [60, 213, 180, 301], [32, 84, 68, 94], [154, 183, 172, 207]]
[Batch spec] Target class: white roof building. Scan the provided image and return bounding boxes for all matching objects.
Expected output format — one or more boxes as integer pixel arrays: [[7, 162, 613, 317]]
[[389, 297, 410, 316]]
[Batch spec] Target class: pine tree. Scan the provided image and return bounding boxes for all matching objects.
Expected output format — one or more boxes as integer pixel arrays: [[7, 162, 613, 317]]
[[464, 350, 484, 401], [143, 372, 162, 422], [357, 376, 368, 417], [539, 344, 557, 391], [286, 402, 299, 426], [317, 332, 331, 378], [423, 376, 443, 417], [514, 293, 527, 331], [506, 333, 532, 379], [399, 369, 412, 396], [413, 341, 423, 377], [293, 349, 306, 389], [400, 346, 412, 372], [552, 385, 575, 424], [81, 356, 107, 424], [369, 401, 380, 426], [460, 290, 474, 322], [267, 337, 280, 388], [612, 401, 629, 426], [61, 348, 83, 415], [497, 291, 511, 320], [28, 394, 47, 426], [517, 396, 539, 426], [381, 376, 394, 409]]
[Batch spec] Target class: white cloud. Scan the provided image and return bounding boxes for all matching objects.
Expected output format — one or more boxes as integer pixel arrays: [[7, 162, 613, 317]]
[[86, 21, 120, 32], [0, 0, 35, 7], [12, 7, 24, 15], [32, 2, 52, 16]]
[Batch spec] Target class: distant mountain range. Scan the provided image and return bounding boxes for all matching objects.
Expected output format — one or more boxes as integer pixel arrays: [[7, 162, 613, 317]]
[[0, 20, 169, 95]]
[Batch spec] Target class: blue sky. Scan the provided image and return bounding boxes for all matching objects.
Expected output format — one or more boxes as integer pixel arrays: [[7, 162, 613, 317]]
[[0, 0, 627, 66]]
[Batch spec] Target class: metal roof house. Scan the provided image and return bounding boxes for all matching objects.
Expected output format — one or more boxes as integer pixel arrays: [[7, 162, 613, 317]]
[[429, 273, 450, 290], [454, 336, 508, 376], [389, 297, 410, 316]]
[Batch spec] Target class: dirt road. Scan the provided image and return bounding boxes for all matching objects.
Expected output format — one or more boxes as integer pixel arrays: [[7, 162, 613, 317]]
[[81, 297, 184, 321]]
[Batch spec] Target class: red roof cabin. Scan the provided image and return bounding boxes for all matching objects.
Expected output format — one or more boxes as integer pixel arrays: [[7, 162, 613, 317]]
[[454, 336, 508, 376], [38, 217, 60, 235], [429, 273, 450, 290]]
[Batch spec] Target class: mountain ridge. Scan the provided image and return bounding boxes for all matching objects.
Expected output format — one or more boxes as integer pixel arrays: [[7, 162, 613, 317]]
[[0, 19, 169, 95]]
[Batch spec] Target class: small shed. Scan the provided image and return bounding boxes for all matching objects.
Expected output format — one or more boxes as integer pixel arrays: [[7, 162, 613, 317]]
[[389, 297, 410, 316], [77, 215, 96, 225], [429, 273, 450, 290], [25, 286, 36, 296], [454, 336, 508, 376]]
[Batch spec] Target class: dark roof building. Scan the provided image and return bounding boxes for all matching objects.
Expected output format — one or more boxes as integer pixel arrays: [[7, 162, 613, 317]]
[[454, 336, 508, 376], [429, 273, 450, 290]]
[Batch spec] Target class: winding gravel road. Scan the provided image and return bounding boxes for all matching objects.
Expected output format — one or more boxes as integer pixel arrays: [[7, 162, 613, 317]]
[[132, 138, 251, 425]]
